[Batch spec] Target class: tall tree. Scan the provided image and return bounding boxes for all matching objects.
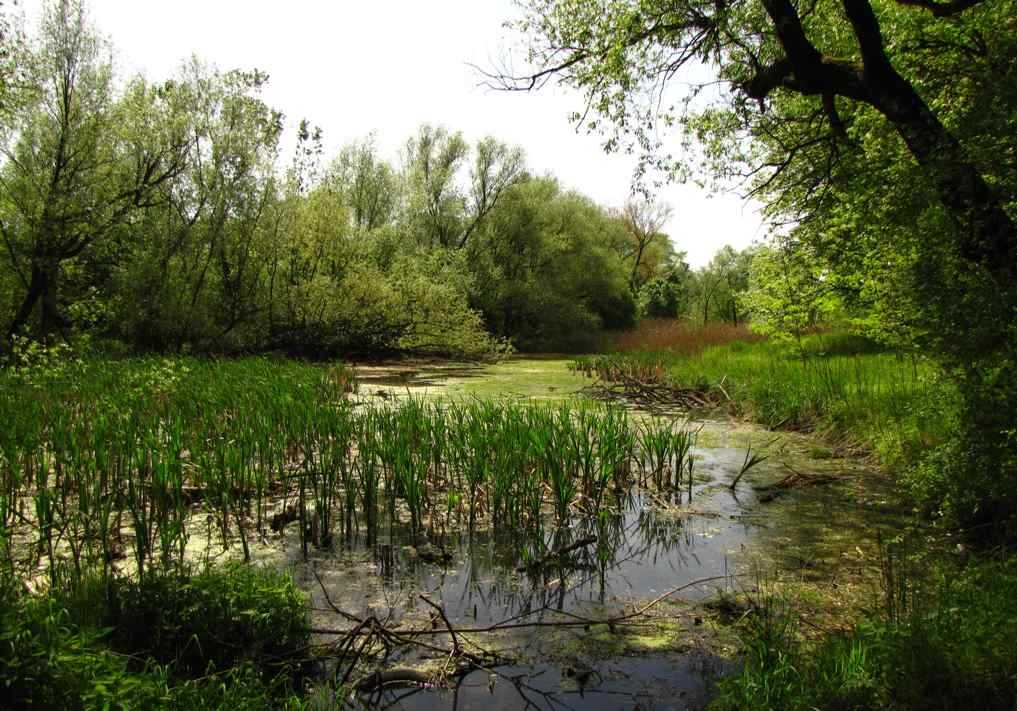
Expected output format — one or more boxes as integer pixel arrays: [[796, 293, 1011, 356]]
[[117, 61, 282, 349], [403, 125, 524, 249], [1, 0, 188, 341], [329, 134, 399, 232], [618, 199, 673, 290], [500, 0, 1015, 355]]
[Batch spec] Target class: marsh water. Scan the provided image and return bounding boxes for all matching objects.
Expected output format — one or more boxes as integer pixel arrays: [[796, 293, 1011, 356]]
[[288, 358, 907, 710]]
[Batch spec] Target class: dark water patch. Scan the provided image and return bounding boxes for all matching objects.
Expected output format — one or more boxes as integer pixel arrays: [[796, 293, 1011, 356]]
[[360, 653, 733, 710], [299, 451, 766, 631]]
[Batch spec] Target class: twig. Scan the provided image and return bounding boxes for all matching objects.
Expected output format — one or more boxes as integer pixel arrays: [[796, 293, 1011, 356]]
[[420, 595, 461, 654]]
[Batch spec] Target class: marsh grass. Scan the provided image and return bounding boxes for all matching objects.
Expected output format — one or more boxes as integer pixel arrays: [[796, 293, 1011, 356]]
[[0, 356, 709, 597], [612, 319, 764, 354], [575, 334, 951, 475], [711, 554, 1017, 711]]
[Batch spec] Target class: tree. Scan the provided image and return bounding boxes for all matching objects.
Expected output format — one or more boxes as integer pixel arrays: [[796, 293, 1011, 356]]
[[403, 124, 468, 248], [504, 0, 1017, 528], [467, 176, 635, 350], [0, 1, 26, 118], [328, 134, 398, 232], [113, 61, 282, 350], [743, 237, 840, 352], [692, 245, 754, 325], [638, 252, 692, 318], [500, 0, 1015, 356], [403, 124, 524, 249], [618, 199, 673, 290], [1, 0, 188, 342]]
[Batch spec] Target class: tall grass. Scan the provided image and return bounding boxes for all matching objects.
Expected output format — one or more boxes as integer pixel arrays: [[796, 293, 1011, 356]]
[[612, 319, 764, 354], [711, 554, 1017, 711], [576, 333, 952, 474], [0, 356, 704, 594]]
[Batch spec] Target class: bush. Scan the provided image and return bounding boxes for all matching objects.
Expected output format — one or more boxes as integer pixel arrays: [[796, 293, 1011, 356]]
[[0, 564, 315, 708], [711, 557, 1017, 711], [108, 563, 310, 678], [0, 582, 170, 708]]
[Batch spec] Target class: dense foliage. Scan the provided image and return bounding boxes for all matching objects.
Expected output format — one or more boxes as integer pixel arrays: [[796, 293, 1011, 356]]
[[0, 2, 697, 357], [510, 0, 1017, 532]]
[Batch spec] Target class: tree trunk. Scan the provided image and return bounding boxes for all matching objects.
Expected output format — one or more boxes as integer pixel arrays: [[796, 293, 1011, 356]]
[[874, 83, 1017, 286], [7, 261, 65, 343], [838, 0, 1017, 289], [8, 264, 46, 340]]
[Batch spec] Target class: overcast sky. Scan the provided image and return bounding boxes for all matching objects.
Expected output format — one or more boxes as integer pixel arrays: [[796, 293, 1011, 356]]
[[26, 0, 768, 267]]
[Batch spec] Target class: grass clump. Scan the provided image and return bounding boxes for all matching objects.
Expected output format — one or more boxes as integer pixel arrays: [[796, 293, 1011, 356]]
[[108, 563, 311, 678], [0, 564, 313, 709], [711, 556, 1017, 711]]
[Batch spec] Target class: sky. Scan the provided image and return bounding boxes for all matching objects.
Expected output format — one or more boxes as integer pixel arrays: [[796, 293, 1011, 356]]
[[24, 0, 768, 267]]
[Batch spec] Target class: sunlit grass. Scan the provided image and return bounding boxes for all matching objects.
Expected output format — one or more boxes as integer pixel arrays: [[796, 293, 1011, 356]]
[[575, 333, 953, 473], [0, 356, 705, 596]]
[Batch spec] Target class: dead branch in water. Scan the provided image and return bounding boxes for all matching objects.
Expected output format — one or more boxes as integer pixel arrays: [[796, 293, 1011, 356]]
[[515, 535, 598, 572], [311, 555, 735, 695]]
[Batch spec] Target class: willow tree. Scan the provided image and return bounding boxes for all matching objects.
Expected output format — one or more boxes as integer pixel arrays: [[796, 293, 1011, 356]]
[[1, 0, 188, 342], [502, 0, 1017, 528]]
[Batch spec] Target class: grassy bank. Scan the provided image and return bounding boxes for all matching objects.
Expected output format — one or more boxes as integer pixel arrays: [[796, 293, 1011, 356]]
[[0, 563, 312, 709], [711, 553, 1017, 711], [576, 327, 1016, 709], [577, 332, 955, 487]]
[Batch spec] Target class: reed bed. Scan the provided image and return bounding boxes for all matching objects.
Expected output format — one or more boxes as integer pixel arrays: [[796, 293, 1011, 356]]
[[574, 334, 949, 471], [0, 357, 698, 593], [611, 319, 763, 354]]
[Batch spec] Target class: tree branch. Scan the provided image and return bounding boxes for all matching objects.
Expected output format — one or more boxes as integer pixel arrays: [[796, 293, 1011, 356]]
[[894, 0, 984, 17]]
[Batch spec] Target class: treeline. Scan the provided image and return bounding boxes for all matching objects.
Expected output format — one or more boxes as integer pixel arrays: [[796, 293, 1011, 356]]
[[0, 2, 722, 358]]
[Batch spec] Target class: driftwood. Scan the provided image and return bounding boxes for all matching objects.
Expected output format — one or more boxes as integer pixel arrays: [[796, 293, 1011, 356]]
[[582, 375, 719, 411], [754, 463, 836, 502], [515, 535, 598, 572], [310, 552, 737, 697], [355, 668, 433, 691]]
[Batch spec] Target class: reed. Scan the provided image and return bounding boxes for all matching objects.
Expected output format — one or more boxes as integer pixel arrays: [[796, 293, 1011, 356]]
[[0, 356, 705, 592]]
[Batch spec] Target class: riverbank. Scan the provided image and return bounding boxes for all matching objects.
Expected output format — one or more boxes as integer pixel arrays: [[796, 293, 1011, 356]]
[[576, 333, 1017, 710]]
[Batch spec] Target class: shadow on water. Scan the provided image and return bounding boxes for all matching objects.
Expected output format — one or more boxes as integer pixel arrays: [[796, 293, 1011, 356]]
[[361, 655, 734, 711]]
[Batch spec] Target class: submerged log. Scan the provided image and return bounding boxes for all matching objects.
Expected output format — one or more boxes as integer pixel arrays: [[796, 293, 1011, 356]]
[[355, 668, 433, 691]]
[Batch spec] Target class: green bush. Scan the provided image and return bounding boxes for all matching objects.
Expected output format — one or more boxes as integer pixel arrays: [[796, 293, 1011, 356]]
[[0, 564, 315, 709], [0, 582, 169, 708], [108, 563, 310, 678], [711, 557, 1017, 711]]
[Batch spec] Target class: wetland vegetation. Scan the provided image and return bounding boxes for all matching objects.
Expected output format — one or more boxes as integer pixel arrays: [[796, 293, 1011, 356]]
[[1, 0, 1016, 709]]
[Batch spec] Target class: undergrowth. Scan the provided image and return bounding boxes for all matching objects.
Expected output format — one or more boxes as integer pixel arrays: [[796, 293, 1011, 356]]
[[711, 554, 1017, 711], [0, 564, 315, 709]]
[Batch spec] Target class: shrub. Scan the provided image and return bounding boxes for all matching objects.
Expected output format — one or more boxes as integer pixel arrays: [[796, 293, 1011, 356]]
[[108, 563, 310, 678]]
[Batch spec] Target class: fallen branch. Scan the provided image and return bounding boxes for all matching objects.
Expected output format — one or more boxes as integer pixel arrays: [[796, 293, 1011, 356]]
[[516, 535, 598, 572]]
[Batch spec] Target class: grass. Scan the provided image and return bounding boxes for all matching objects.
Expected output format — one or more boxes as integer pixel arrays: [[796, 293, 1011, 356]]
[[711, 553, 1017, 711], [576, 331, 954, 478], [0, 564, 313, 709], [611, 319, 764, 354]]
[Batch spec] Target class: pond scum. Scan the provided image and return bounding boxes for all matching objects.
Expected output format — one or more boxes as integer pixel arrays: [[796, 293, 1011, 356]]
[[0, 357, 701, 594]]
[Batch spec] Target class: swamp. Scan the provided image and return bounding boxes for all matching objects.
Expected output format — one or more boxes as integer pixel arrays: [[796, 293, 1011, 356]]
[[0, 356, 919, 708], [1, 0, 1016, 709]]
